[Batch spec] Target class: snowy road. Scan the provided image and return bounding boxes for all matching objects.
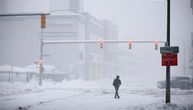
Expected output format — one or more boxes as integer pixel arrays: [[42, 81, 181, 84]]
[[0, 88, 161, 110], [0, 80, 193, 110], [28, 89, 162, 110]]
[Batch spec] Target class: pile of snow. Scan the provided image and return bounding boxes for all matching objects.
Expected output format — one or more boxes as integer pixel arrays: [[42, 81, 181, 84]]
[[25, 65, 58, 73], [0, 78, 157, 96], [0, 65, 59, 73], [0, 65, 29, 72], [0, 80, 40, 96], [0, 79, 111, 96]]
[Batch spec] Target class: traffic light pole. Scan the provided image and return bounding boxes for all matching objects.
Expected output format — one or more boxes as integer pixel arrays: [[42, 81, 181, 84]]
[[39, 29, 44, 86], [166, 0, 171, 104], [38, 15, 47, 86], [42, 40, 166, 44]]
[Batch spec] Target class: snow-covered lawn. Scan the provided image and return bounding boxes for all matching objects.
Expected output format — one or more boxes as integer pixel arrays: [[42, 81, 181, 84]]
[[0, 79, 193, 110]]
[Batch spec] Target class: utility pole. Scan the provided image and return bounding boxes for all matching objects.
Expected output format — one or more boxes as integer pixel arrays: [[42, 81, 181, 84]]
[[166, 0, 171, 103]]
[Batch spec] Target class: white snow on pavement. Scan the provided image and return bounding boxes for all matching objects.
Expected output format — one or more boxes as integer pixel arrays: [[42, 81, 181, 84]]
[[0, 79, 193, 110]]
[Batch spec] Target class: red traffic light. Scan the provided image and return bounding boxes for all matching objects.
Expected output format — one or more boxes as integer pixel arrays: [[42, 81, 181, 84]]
[[99, 38, 104, 48], [154, 40, 159, 50], [128, 40, 133, 49]]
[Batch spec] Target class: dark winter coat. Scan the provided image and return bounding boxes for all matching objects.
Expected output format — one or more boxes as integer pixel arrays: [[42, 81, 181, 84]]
[[113, 78, 121, 88]]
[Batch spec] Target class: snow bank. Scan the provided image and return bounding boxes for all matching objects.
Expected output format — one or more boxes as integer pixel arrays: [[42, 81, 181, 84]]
[[25, 65, 58, 73], [0, 80, 41, 96], [0, 79, 107, 96], [0, 78, 159, 97], [0, 64, 59, 73], [0, 65, 29, 72]]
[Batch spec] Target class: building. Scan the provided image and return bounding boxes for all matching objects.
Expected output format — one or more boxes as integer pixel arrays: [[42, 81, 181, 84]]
[[0, 0, 118, 80]]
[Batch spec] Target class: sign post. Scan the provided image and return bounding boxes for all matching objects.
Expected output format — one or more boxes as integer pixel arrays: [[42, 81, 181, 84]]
[[166, 0, 171, 104], [160, 46, 179, 104]]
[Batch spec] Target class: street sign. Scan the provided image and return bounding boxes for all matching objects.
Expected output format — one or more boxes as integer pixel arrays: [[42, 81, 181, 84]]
[[160, 46, 179, 54], [162, 53, 178, 66]]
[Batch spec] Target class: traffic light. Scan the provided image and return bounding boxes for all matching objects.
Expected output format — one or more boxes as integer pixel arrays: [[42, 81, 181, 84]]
[[34, 59, 44, 67], [99, 38, 104, 48], [41, 15, 46, 28], [154, 40, 159, 50], [128, 40, 133, 49]]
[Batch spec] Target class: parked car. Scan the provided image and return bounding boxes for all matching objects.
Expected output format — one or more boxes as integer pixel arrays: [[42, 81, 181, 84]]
[[157, 76, 193, 90]]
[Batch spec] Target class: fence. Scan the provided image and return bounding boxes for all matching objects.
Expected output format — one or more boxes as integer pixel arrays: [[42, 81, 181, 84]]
[[0, 71, 69, 82]]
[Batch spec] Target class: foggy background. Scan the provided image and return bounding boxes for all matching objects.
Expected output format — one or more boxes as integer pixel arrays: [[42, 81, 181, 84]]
[[1, 1, 193, 110], [0, 0, 193, 81], [83, 0, 193, 74]]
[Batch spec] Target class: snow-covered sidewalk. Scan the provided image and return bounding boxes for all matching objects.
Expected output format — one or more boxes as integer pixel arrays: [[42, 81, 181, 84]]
[[0, 79, 193, 110]]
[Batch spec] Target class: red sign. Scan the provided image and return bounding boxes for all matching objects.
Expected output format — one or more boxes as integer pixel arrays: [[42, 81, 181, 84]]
[[162, 53, 178, 66]]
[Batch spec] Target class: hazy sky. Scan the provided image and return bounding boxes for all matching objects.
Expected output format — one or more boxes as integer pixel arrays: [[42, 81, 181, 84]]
[[0, 0, 192, 74], [83, 0, 167, 40], [83, 0, 193, 41], [83, 0, 193, 75], [1, 0, 192, 41]]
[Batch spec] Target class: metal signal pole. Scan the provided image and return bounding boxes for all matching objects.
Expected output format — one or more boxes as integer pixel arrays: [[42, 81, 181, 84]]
[[166, 0, 171, 103], [39, 15, 46, 86]]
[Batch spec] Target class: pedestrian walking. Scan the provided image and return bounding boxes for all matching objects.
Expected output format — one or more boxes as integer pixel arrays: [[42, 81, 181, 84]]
[[113, 75, 121, 99]]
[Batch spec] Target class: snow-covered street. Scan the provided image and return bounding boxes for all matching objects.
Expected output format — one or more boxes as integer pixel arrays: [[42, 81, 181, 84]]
[[0, 79, 193, 110], [0, 0, 193, 110]]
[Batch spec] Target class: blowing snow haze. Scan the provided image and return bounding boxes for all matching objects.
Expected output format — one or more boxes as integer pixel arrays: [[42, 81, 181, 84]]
[[0, 0, 193, 80], [0, 0, 193, 110], [0, 0, 193, 79]]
